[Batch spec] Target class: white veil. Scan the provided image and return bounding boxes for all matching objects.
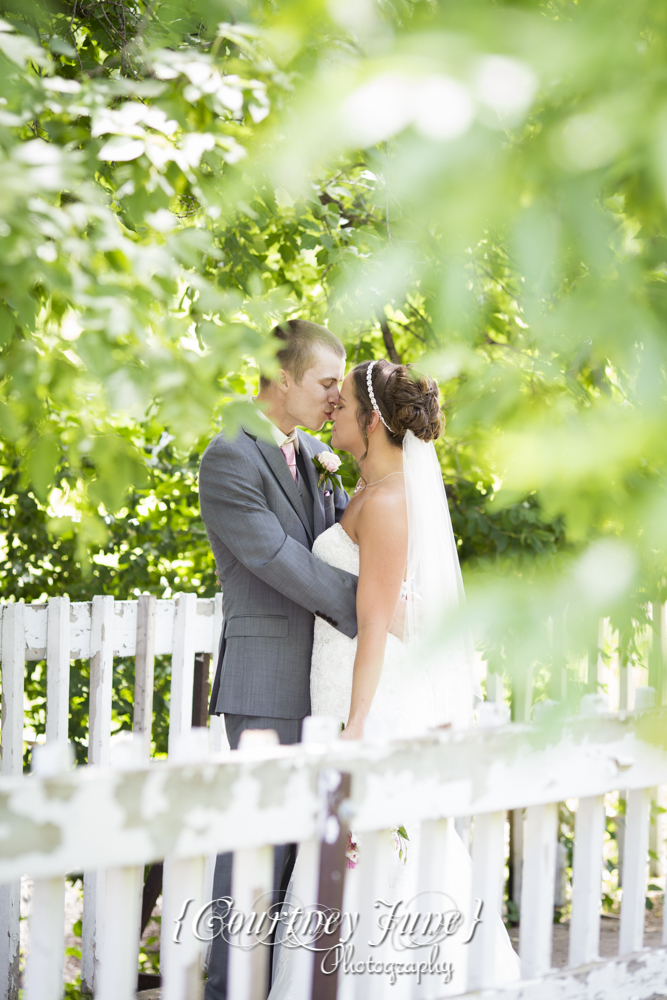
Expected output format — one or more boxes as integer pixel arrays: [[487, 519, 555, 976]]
[[403, 429, 481, 729]]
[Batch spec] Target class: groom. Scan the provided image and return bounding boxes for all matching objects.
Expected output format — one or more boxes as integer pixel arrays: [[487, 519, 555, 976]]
[[199, 319, 359, 1000]]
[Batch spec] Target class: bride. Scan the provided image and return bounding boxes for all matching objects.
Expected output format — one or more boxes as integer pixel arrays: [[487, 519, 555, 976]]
[[268, 358, 520, 998]]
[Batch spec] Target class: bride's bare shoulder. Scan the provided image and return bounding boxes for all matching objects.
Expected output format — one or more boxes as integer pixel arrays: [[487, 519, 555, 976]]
[[356, 482, 407, 538]]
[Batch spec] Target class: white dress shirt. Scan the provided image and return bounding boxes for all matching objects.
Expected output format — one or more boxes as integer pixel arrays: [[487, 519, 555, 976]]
[[252, 399, 300, 452]]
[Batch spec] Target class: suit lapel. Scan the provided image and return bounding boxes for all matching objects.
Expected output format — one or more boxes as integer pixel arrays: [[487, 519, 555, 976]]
[[298, 433, 326, 538], [254, 436, 313, 542]]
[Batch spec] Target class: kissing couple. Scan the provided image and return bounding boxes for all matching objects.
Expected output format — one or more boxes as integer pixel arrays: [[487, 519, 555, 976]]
[[199, 319, 519, 998]]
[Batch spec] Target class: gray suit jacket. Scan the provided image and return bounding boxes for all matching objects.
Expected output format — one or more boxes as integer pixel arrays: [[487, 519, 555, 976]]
[[199, 426, 358, 719]]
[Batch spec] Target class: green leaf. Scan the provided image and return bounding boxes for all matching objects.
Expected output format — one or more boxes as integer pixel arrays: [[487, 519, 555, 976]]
[[49, 36, 76, 57], [26, 436, 59, 502]]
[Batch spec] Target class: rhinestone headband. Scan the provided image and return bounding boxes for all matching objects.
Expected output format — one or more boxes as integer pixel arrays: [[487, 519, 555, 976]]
[[366, 360, 392, 431]]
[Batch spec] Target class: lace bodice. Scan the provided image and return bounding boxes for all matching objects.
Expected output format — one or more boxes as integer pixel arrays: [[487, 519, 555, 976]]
[[312, 521, 359, 574]]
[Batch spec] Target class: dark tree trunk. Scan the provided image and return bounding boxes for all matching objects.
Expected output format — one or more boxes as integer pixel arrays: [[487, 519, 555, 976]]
[[377, 308, 402, 364]]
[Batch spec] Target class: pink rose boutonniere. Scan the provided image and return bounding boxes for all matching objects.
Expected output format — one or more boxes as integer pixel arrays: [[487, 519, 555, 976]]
[[312, 451, 342, 492]]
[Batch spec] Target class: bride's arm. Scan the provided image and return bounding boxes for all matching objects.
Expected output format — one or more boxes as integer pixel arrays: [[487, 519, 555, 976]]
[[341, 489, 408, 740]]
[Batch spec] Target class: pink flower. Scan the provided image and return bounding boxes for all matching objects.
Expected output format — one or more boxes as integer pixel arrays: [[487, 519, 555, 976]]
[[345, 832, 359, 868], [316, 451, 341, 474]]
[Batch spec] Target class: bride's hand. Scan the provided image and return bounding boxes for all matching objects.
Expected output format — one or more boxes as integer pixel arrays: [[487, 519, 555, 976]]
[[340, 719, 364, 741]]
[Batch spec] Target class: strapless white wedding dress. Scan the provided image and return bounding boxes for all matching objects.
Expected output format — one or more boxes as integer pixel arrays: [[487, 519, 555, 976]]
[[311, 523, 436, 737], [268, 523, 521, 1000]]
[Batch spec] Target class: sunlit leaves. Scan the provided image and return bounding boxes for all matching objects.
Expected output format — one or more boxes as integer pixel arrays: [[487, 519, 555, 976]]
[[2, 0, 667, 699], [0, 7, 283, 525]]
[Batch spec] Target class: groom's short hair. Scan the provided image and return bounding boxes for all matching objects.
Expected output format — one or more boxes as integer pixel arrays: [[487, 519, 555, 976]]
[[260, 319, 345, 388]]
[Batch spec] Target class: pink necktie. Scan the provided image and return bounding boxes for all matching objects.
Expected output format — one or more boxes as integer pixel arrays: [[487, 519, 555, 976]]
[[280, 440, 297, 482]]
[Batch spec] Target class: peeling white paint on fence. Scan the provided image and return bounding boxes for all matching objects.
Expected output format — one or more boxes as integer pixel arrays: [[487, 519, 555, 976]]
[[3, 596, 223, 663], [483, 945, 667, 1000], [1, 595, 667, 1000], [0, 712, 663, 1000]]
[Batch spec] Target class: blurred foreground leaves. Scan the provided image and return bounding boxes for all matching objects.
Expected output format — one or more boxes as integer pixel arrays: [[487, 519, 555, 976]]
[[1, 0, 667, 713]]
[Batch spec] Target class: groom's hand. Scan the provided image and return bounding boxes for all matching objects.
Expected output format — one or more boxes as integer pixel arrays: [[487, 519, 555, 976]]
[[388, 593, 407, 640]]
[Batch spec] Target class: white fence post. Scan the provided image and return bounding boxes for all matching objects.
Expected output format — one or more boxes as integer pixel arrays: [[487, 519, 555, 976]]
[[46, 596, 70, 746], [519, 802, 558, 977], [168, 593, 197, 756], [82, 594, 115, 996], [0, 603, 25, 1000], [285, 717, 338, 1000], [466, 810, 506, 992], [161, 728, 211, 1000], [568, 795, 605, 966], [22, 877, 65, 1000], [95, 864, 144, 1000], [23, 743, 72, 1000], [227, 845, 274, 1000], [486, 670, 504, 703], [133, 593, 156, 761], [87, 594, 115, 769], [226, 729, 279, 1000], [0, 604, 25, 776], [619, 786, 651, 955], [129, 592, 157, 990], [353, 828, 395, 1000], [161, 855, 206, 1000], [413, 817, 456, 999]]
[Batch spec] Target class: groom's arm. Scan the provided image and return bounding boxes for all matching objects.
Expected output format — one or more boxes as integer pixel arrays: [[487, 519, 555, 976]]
[[200, 435, 358, 638]]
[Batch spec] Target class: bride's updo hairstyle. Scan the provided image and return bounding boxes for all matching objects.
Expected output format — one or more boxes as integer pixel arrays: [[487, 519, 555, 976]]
[[351, 359, 443, 449]]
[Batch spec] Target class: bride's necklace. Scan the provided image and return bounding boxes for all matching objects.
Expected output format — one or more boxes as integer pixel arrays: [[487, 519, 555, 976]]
[[354, 471, 405, 494]]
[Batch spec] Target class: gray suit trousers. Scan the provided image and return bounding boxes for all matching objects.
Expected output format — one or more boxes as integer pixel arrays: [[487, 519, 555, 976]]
[[204, 714, 303, 1000]]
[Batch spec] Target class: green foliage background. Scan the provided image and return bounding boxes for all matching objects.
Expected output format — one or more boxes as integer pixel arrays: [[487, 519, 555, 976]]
[[2, 0, 667, 760]]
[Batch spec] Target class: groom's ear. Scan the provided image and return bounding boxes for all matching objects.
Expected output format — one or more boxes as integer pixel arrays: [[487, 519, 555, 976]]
[[277, 367, 290, 393]]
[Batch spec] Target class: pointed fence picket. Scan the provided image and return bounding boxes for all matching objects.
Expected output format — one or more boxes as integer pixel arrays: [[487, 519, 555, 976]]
[[133, 593, 157, 761], [45, 595, 70, 746]]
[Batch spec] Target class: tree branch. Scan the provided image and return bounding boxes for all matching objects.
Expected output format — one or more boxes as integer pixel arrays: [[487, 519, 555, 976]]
[[377, 308, 401, 364]]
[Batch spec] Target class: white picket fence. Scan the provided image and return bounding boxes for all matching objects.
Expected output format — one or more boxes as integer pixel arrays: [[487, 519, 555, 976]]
[[0, 705, 666, 1000], [0, 594, 224, 998], [1, 595, 667, 1000]]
